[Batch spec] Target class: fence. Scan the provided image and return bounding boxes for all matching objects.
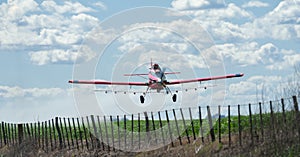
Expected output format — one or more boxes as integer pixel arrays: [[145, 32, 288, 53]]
[[0, 95, 299, 153]]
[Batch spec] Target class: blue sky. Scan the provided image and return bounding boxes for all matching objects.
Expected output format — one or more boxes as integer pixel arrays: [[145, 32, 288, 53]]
[[0, 0, 299, 122]]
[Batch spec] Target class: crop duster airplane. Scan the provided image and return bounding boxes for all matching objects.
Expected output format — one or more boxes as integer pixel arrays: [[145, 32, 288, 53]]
[[69, 60, 244, 103]]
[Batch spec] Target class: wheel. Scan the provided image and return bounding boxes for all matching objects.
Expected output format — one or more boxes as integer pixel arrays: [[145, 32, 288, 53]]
[[172, 94, 177, 102], [140, 95, 145, 104]]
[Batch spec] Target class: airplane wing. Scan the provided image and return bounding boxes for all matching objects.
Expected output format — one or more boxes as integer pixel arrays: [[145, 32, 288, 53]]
[[166, 73, 244, 85], [68, 80, 148, 86]]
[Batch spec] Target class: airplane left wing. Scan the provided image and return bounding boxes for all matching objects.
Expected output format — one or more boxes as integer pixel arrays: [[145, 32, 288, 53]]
[[68, 80, 148, 86], [166, 73, 244, 85]]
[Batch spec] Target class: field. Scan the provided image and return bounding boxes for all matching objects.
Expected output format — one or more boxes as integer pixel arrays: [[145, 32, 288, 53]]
[[0, 95, 300, 156]]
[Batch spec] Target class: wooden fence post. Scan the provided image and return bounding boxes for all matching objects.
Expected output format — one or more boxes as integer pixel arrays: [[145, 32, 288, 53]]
[[82, 117, 89, 150], [51, 119, 56, 148], [180, 108, 190, 144], [103, 116, 109, 151], [292, 96, 300, 142], [91, 115, 99, 149], [63, 118, 70, 149], [72, 118, 79, 150], [173, 109, 182, 145], [131, 114, 134, 150], [48, 120, 53, 150], [259, 102, 264, 142], [123, 115, 127, 150], [138, 113, 140, 150], [199, 107, 204, 143], [68, 118, 74, 148], [249, 103, 253, 145], [110, 115, 115, 151], [218, 105, 221, 144], [41, 122, 45, 150], [86, 116, 94, 150], [117, 115, 120, 150], [207, 106, 215, 142], [189, 108, 196, 141], [45, 121, 48, 152], [166, 110, 174, 147], [26, 123, 31, 141], [151, 112, 158, 144], [37, 122, 41, 148], [76, 118, 84, 150], [228, 105, 231, 147], [158, 111, 165, 146], [269, 101, 276, 142], [55, 117, 62, 149], [7, 123, 10, 146], [144, 112, 150, 146], [59, 118, 65, 148], [96, 116, 104, 150], [18, 124, 23, 145], [238, 105, 242, 146]]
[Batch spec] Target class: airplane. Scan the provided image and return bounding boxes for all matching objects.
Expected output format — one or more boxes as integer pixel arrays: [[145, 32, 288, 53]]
[[68, 60, 244, 103]]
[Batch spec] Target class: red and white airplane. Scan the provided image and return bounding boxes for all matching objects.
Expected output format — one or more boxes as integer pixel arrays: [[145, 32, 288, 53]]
[[69, 60, 244, 103]]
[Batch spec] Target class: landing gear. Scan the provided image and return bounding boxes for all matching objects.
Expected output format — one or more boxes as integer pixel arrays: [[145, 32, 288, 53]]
[[140, 95, 145, 104], [172, 94, 177, 102]]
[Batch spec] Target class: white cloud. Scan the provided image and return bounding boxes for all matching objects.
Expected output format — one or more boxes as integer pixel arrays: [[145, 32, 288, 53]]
[[0, 0, 99, 65], [217, 42, 300, 70], [171, 0, 210, 10], [0, 86, 65, 98], [242, 1, 269, 8], [94, 2, 107, 10], [29, 46, 96, 65], [241, 1, 300, 40], [41, 1, 94, 14]]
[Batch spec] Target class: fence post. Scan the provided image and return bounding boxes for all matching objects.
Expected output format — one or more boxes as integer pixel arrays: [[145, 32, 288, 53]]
[[45, 121, 48, 152], [18, 124, 23, 145], [103, 116, 110, 151], [68, 118, 74, 148], [123, 115, 127, 150], [207, 106, 215, 142], [63, 118, 70, 149], [228, 105, 231, 147], [249, 103, 253, 145], [117, 115, 120, 150], [218, 105, 221, 144], [72, 118, 79, 150], [7, 123, 10, 146], [238, 105, 242, 146], [151, 112, 158, 144], [96, 116, 104, 150], [48, 120, 53, 150], [59, 118, 65, 148], [55, 117, 62, 149], [131, 114, 134, 150], [166, 110, 174, 147], [86, 116, 94, 150], [110, 115, 115, 151], [90, 115, 98, 149], [51, 119, 56, 148], [173, 109, 182, 145], [259, 102, 264, 142], [82, 117, 89, 150], [199, 107, 204, 143], [269, 101, 276, 142], [189, 108, 196, 141], [158, 111, 165, 146], [180, 108, 190, 144], [41, 122, 45, 150], [144, 112, 150, 146], [76, 118, 84, 150], [292, 95, 300, 142], [138, 113, 140, 150]]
